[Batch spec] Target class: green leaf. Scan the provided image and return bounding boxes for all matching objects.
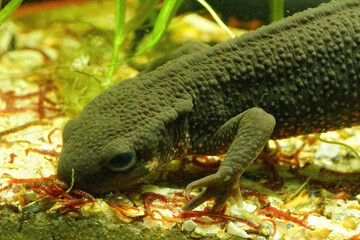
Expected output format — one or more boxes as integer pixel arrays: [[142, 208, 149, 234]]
[[197, 0, 235, 38], [0, 0, 23, 26], [129, 0, 183, 60], [106, 0, 126, 86], [107, 0, 160, 81], [270, 0, 285, 22]]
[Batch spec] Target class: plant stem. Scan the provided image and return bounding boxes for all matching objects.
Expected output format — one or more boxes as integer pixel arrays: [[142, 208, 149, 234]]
[[107, 0, 160, 83], [131, 0, 183, 58], [0, 0, 23, 25], [106, 0, 126, 87], [270, 0, 284, 22], [315, 134, 360, 161], [197, 0, 235, 38], [124, 0, 159, 37]]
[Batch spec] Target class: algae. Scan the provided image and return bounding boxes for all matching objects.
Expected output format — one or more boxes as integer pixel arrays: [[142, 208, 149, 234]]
[[0, 206, 228, 240]]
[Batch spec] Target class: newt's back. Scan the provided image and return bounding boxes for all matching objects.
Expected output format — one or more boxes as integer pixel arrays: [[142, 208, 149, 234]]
[[184, 0, 360, 142]]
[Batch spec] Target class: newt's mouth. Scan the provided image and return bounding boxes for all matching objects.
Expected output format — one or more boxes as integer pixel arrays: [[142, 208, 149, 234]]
[[57, 156, 151, 195]]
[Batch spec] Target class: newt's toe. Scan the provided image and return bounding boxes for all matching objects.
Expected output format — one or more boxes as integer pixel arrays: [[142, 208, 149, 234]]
[[182, 173, 243, 212]]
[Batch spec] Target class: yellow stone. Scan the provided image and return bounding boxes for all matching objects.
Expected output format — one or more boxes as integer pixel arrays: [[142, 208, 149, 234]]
[[328, 232, 345, 240], [309, 228, 332, 240], [342, 216, 359, 230]]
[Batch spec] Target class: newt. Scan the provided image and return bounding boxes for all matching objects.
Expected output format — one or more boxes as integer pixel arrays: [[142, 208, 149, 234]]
[[57, 0, 360, 212]]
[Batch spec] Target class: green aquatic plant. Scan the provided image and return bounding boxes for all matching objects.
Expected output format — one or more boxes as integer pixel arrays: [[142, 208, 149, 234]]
[[65, 169, 75, 193], [107, 0, 160, 82], [53, 28, 113, 117], [0, 0, 22, 25], [315, 134, 360, 161], [197, 0, 235, 38], [107, 0, 233, 81], [107, 0, 183, 80], [270, 0, 285, 22], [105, 0, 126, 87], [128, 0, 183, 61], [0, 0, 232, 116], [107, 0, 161, 86]]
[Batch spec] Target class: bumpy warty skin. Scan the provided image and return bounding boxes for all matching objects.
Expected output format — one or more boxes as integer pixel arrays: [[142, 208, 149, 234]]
[[58, 0, 360, 197]]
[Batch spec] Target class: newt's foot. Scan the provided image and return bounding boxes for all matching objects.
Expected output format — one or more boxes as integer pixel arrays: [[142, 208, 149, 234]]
[[182, 171, 243, 212]]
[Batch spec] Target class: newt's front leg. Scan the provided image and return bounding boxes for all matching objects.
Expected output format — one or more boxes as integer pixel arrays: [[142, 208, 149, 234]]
[[182, 108, 276, 212]]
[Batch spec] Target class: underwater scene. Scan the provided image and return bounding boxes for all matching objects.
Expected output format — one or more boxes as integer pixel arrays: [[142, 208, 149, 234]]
[[1, 0, 360, 239]]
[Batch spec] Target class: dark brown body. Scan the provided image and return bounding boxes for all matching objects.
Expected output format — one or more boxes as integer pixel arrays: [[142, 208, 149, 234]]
[[58, 0, 360, 211]]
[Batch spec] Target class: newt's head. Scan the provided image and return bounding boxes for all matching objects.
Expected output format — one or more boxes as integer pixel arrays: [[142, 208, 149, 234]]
[[57, 74, 192, 195], [57, 115, 159, 194], [56, 77, 173, 194]]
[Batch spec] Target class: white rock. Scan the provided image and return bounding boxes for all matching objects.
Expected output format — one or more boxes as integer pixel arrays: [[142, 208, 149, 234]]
[[327, 226, 347, 238], [315, 142, 340, 159], [194, 217, 221, 235], [229, 201, 257, 217], [143, 219, 162, 229], [227, 222, 250, 238], [182, 220, 197, 231], [2, 49, 45, 70], [307, 215, 333, 228]]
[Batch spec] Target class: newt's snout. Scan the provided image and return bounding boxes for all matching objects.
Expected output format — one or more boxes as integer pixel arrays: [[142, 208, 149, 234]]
[[57, 119, 152, 195]]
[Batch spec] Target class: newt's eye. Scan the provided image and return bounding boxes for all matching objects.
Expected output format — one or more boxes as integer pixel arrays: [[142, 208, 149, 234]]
[[107, 152, 136, 171]]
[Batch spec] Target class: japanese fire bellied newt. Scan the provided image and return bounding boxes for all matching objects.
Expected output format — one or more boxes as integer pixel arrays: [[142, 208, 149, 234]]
[[57, 0, 360, 211]]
